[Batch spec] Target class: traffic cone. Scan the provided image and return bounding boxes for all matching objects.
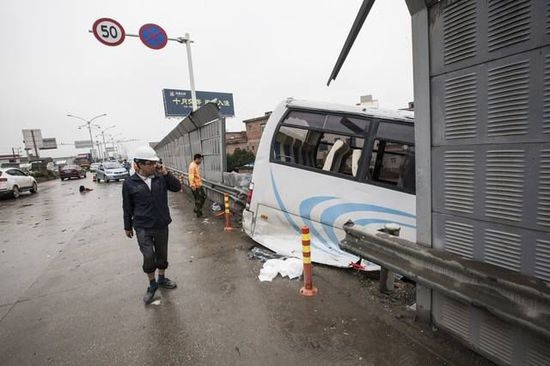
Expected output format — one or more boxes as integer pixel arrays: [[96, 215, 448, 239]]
[[223, 193, 233, 231], [300, 226, 318, 297]]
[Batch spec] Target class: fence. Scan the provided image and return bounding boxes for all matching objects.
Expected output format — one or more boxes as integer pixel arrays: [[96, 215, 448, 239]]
[[154, 102, 249, 213]]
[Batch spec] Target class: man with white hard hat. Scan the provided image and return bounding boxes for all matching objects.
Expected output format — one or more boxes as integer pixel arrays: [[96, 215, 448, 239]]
[[122, 145, 182, 304]]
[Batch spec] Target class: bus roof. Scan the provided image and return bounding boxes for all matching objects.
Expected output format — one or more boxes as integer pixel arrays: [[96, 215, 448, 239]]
[[286, 98, 414, 123]]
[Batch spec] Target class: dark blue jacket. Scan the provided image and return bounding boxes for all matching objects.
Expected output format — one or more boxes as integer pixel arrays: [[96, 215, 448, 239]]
[[122, 172, 181, 230]]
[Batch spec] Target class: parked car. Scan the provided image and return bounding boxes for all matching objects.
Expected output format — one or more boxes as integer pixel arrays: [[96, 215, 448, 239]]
[[0, 168, 38, 198], [95, 162, 129, 182], [59, 165, 86, 181], [89, 163, 101, 172]]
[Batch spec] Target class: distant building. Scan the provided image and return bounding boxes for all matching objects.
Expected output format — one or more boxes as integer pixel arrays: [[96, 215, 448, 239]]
[[400, 102, 414, 111], [356, 94, 379, 108], [225, 112, 271, 155], [226, 131, 248, 155], [243, 112, 271, 154]]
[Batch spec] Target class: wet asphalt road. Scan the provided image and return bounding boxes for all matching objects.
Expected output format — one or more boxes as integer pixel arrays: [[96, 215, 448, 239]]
[[0, 177, 493, 365]]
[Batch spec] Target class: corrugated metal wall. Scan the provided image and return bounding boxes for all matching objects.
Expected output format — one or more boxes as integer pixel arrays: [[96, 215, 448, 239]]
[[427, 0, 550, 364], [155, 116, 226, 183]]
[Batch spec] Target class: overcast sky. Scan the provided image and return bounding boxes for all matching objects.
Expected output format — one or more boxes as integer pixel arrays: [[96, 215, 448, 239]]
[[0, 0, 413, 158]]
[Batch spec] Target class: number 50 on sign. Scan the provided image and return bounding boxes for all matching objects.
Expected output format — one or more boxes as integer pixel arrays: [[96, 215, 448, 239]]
[[92, 18, 125, 46]]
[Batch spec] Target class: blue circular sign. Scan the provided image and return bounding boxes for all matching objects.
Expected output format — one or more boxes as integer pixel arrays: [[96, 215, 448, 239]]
[[139, 23, 168, 50]]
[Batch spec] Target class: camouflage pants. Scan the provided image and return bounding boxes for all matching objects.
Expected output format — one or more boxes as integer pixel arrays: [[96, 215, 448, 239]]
[[192, 187, 206, 216]]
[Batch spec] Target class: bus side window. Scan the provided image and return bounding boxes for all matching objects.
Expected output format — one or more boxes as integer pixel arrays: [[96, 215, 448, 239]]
[[273, 125, 364, 178], [369, 122, 415, 193], [369, 140, 415, 193], [317, 134, 364, 177], [273, 126, 318, 167]]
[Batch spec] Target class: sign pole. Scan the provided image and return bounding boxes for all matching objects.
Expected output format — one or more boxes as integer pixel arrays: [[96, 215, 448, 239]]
[[183, 33, 198, 111], [91, 19, 200, 112], [31, 130, 40, 159]]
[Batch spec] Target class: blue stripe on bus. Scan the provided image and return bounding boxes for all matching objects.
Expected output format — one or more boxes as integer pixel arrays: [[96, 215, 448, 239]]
[[269, 170, 416, 258], [319, 203, 416, 244], [299, 196, 337, 248], [270, 172, 343, 257]]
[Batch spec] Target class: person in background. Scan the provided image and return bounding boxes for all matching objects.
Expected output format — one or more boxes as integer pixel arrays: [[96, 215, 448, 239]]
[[79, 185, 93, 193], [122, 145, 181, 304], [122, 159, 131, 173], [188, 153, 206, 218]]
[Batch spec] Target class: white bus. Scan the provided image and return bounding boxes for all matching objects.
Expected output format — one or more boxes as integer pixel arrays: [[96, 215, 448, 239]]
[[242, 98, 416, 268]]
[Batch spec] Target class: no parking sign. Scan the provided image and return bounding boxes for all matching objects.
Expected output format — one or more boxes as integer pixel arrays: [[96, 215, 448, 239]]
[[139, 24, 168, 50]]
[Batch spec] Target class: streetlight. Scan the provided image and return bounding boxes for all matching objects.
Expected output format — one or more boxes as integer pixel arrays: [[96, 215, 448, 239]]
[[97, 125, 116, 160], [107, 133, 123, 157], [67, 113, 107, 161], [94, 140, 104, 161]]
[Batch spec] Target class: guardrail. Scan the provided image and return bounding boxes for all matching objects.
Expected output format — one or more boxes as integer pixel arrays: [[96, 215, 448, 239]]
[[339, 221, 550, 340], [168, 168, 247, 212]]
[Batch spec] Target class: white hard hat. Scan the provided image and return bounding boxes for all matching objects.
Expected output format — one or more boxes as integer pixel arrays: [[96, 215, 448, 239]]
[[133, 145, 160, 162]]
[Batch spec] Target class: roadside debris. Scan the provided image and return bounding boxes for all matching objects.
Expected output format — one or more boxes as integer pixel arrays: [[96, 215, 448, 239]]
[[79, 185, 93, 193], [248, 246, 285, 262], [349, 261, 365, 271], [258, 258, 303, 282], [211, 202, 222, 212]]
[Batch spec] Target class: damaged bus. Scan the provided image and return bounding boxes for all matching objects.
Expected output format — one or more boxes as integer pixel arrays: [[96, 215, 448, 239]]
[[242, 98, 416, 268]]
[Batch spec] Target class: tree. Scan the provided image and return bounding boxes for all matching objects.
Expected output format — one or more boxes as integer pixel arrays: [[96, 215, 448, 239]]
[[227, 148, 255, 172]]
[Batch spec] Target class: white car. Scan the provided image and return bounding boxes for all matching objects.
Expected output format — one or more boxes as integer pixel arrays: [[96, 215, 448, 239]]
[[95, 162, 129, 183], [0, 167, 38, 198], [89, 163, 101, 172]]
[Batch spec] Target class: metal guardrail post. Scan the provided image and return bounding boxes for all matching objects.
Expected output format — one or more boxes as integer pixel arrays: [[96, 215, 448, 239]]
[[378, 223, 400, 294], [379, 268, 394, 294]]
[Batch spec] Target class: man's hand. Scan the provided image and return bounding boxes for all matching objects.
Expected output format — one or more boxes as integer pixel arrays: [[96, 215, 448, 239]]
[[125, 229, 133, 238], [156, 163, 168, 176]]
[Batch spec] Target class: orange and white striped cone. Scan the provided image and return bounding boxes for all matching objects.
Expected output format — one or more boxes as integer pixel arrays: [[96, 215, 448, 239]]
[[224, 193, 233, 231], [300, 226, 318, 297]]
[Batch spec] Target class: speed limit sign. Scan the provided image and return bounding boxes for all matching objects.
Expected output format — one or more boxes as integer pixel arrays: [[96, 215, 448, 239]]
[[92, 18, 125, 46]]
